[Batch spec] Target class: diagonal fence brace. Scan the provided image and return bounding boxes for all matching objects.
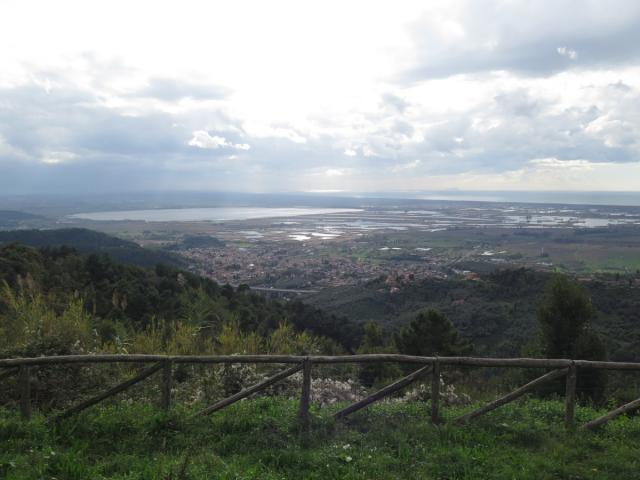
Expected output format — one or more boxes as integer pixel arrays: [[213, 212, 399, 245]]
[[334, 364, 432, 419], [195, 363, 303, 417], [56, 361, 164, 421], [455, 367, 569, 424], [0, 367, 19, 382], [582, 396, 640, 430]]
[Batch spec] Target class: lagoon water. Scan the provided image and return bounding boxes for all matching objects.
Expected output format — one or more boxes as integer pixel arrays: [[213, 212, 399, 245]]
[[411, 191, 640, 207], [69, 207, 361, 222]]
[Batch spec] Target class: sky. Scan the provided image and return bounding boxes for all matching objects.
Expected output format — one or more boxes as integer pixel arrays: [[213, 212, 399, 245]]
[[1, 0, 640, 194]]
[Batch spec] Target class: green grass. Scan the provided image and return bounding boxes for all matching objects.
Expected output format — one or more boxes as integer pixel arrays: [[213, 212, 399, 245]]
[[1, 398, 639, 479]]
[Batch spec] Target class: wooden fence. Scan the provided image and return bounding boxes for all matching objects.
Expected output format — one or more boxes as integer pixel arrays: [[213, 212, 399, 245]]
[[1, 354, 640, 432]]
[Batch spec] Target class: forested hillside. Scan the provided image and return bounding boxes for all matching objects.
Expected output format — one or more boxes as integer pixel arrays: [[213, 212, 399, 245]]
[[0, 228, 183, 268], [307, 268, 640, 361], [0, 210, 44, 229], [0, 243, 361, 357]]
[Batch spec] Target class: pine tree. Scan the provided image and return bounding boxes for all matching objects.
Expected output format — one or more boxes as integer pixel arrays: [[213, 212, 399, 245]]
[[357, 321, 401, 387], [535, 274, 607, 402], [394, 310, 471, 357]]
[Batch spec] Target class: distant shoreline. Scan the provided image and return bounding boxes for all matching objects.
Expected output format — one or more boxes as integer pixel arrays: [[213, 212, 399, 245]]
[[68, 207, 363, 222]]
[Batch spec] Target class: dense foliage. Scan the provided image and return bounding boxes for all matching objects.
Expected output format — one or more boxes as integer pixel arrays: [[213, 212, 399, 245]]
[[532, 275, 608, 402], [0, 228, 183, 268], [0, 238, 636, 414], [0, 243, 361, 358], [308, 267, 640, 361], [394, 309, 472, 357], [0, 211, 43, 229], [355, 321, 401, 387], [537, 275, 599, 358]]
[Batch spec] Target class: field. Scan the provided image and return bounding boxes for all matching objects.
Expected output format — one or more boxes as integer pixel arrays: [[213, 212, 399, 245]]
[[1, 398, 639, 479]]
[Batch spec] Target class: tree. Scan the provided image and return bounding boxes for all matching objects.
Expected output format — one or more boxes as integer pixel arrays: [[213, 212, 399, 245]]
[[535, 274, 607, 402], [357, 321, 401, 387], [537, 275, 593, 358], [394, 309, 471, 357]]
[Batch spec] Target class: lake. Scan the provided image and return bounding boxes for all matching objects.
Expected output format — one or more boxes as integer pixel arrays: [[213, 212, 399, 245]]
[[69, 207, 362, 222]]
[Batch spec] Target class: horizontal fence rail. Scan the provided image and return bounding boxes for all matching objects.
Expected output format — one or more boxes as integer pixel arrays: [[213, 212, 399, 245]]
[[2, 354, 640, 370], [1, 354, 639, 434]]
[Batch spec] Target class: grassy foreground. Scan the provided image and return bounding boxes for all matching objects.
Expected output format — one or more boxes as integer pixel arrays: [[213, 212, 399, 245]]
[[1, 398, 639, 480]]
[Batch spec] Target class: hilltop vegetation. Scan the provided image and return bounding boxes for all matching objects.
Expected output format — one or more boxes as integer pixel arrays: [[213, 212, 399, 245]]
[[307, 268, 640, 361], [0, 237, 638, 480], [0, 228, 184, 268], [0, 211, 44, 229], [0, 243, 360, 356], [0, 242, 365, 412]]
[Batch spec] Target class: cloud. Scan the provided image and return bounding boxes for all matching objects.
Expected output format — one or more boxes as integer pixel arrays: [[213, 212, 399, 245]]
[[41, 151, 78, 165], [557, 46, 578, 60], [0, 135, 29, 161], [391, 159, 421, 173], [381, 92, 409, 113], [529, 158, 596, 171], [188, 131, 250, 150], [324, 168, 347, 177], [403, 1, 640, 81], [1, 1, 640, 194], [134, 77, 229, 101]]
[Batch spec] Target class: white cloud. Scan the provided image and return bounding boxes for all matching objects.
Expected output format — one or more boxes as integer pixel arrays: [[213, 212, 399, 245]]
[[557, 46, 578, 60], [392, 160, 421, 173], [188, 131, 250, 150], [1, 1, 640, 193], [529, 158, 596, 171], [41, 151, 78, 165], [0, 135, 28, 160]]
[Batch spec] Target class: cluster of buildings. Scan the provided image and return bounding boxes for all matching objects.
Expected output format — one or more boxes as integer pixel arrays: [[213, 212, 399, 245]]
[[180, 242, 445, 290]]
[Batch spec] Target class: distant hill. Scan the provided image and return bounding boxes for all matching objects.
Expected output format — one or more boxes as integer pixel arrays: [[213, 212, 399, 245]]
[[0, 228, 184, 268], [0, 210, 45, 228], [0, 210, 42, 221]]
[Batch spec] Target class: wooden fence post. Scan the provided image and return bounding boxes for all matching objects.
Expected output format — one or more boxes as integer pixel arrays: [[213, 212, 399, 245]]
[[19, 365, 31, 420], [298, 358, 312, 436], [160, 360, 173, 412], [431, 358, 440, 425], [564, 362, 577, 430]]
